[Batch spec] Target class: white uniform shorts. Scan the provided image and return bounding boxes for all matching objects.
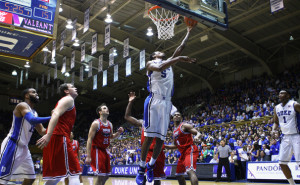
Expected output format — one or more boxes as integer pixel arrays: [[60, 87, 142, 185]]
[[0, 137, 35, 184], [278, 134, 300, 164], [144, 94, 172, 140]]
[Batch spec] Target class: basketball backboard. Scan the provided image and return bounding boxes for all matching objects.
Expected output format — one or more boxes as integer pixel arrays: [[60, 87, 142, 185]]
[[144, 0, 228, 30]]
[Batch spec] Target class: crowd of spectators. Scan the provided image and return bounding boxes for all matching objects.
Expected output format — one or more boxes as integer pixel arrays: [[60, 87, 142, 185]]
[[0, 65, 300, 180]]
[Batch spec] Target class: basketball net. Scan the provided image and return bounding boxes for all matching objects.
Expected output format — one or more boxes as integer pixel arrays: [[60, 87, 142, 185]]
[[148, 6, 179, 40]]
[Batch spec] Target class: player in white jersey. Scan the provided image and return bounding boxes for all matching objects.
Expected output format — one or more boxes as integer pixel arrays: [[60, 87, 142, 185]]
[[136, 27, 196, 185], [0, 88, 51, 185], [272, 89, 300, 185]]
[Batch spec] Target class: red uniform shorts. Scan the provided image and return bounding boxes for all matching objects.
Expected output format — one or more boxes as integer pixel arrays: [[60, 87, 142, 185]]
[[43, 135, 81, 180], [176, 145, 198, 175], [146, 150, 166, 179], [91, 147, 111, 176]]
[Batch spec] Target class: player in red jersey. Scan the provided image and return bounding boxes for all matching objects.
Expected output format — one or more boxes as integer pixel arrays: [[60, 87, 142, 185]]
[[165, 111, 201, 185], [124, 92, 166, 185], [36, 83, 81, 185], [85, 103, 124, 185], [65, 132, 83, 185]]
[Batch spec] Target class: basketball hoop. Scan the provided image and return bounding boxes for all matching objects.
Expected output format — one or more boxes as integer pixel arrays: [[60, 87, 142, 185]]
[[148, 5, 179, 40]]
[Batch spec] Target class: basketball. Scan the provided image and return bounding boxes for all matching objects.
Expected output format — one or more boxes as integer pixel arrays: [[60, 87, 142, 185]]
[[184, 17, 198, 27]]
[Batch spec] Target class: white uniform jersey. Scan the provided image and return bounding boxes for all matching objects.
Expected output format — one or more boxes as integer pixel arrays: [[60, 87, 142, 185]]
[[147, 59, 174, 97], [275, 100, 300, 135], [6, 105, 38, 147]]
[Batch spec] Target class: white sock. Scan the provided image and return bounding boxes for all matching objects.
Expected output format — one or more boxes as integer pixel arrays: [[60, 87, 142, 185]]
[[80, 183, 84, 185], [44, 179, 61, 185], [288, 178, 295, 185], [140, 160, 146, 168], [149, 157, 156, 166], [69, 175, 80, 185]]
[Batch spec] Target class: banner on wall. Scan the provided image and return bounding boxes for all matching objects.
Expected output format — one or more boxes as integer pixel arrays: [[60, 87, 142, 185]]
[[91, 33, 97, 55], [80, 66, 83, 82], [71, 50, 75, 69], [114, 65, 118, 82], [139, 50, 145, 70], [126, 57, 131, 76], [104, 24, 110, 46], [60, 29, 66, 51], [61, 56, 66, 74], [54, 64, 57, 79], [52, 40, 56, 59], [123, 38, 129, 58], [98, 55, 103, 72], [88, 61, 93, 78], [109, 47, 114, 67], [81, 43, 85, 62], [20, 70, 23, 85], [270, 0, 284, 13], [111, 166, 172, 176], [93, 74, 97, 90], [44, 52, 47, 65], [72, 19, 77, 41], [83, 8, 90, 33], [103, 70, 107, 87]]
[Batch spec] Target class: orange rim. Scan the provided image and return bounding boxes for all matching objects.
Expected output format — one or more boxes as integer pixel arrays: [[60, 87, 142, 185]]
[[148, 5, 179, 22]]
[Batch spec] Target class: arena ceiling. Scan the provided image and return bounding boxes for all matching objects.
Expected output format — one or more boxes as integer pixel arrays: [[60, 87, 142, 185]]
[[0, 0, 300, 109]]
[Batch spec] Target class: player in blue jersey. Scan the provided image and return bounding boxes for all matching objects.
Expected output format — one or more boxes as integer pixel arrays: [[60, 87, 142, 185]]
[[272, 89, 300, 185], [136, 27, 196, 185], [0, 88, 51, 185]]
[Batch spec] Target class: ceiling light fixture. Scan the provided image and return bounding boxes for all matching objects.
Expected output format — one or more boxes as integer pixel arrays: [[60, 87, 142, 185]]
[[66, 19, 73, 29], [42, 47, 50, 52], [215, 61, 218, 66], [50, 58, 56, 64], [105, 13, 113, 23], [290, 35, 294, 41], [73, 38, 79, 47], [12, 70, 17, 76], [113, 48, 117, 56], [146, 27, 154, 36], [180, 74, 183, 78], [59, 3, 63, 12], [24, 61, 30, 68]]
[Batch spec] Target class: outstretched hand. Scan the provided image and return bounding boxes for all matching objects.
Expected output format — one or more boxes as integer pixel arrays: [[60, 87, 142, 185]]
[[179, 56, 196, 63], [36, 133, 51, 149], [187, 26, 193, 32], [128, 92, 136, 102], [118, 127, 124, 134]]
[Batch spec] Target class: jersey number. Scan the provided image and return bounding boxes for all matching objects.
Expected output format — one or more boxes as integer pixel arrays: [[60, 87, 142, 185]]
[[103, 138, 109, 144], [283, 116, 287, 123], [161, 70, 167, 78]]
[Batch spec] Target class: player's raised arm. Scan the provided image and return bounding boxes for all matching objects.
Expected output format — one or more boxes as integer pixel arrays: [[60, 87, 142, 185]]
[[146, 56, 196, 72], [294, 102, 300, 113], [182, 123, 201, 140], [36, 96, 73, 149], [170, 27, 193, 59], [124, 92, 143, 127], [111, 126, 124, 139], [85, 121, 99, 165], [15, 103, 51, 125]]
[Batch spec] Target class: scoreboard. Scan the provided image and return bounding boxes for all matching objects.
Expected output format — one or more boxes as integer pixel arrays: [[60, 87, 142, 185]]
[[0, 0, 57, 35], [0, 0, 58, 60]]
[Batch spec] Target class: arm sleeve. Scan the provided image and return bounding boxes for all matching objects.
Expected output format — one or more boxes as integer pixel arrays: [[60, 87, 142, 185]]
[[24, 112, 51, 125]]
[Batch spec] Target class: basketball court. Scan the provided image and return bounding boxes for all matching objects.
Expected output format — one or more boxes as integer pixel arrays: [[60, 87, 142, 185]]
[[9, 175, 284, 185]]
